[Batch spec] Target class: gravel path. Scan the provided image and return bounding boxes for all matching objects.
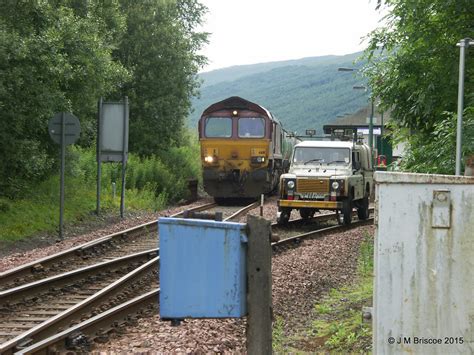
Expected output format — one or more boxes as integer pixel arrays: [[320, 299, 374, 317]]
[[93, 225, 373, 353]]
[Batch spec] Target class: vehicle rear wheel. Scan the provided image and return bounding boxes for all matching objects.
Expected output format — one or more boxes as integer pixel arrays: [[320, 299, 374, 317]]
[[357, 195, 369, 220], [299, 208, 314, 219], [277, 208, 291, 225], [342, 196, 353, 225]]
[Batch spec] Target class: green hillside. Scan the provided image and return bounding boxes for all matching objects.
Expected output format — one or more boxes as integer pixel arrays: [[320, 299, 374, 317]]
[[189, 52, 369, 134]]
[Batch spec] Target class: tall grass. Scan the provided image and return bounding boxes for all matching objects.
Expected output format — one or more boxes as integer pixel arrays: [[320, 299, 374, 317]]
[[0, 140, 201, 242]]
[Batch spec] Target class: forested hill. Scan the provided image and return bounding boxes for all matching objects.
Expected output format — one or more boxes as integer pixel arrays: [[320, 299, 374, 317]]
[[189, 52, 369, 134]]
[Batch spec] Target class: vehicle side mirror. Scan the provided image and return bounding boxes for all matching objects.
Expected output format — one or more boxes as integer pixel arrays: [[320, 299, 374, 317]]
[[353, 161, 361, 170], [282, 160, 290, 171]]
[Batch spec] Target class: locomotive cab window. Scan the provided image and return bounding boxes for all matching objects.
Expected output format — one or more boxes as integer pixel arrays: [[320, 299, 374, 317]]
[[238, 117, 265, 138], [205, 117, 232, 138]]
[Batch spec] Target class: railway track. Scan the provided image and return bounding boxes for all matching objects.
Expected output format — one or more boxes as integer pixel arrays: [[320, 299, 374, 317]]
[[0, 200, 259, 354], [0, 251, 159, 353], [0, 202, 218, 291], [1, 203, 372, 353], [271, 207, 374, 246]]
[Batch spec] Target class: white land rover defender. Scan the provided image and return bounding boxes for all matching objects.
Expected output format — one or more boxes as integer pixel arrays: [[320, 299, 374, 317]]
[[277, 140, 373, 225]]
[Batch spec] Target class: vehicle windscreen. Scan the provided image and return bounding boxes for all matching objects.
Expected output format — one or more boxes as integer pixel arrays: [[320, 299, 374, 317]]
[[293, 147, 350, 165], [238, 117, 265, 138], [204, 117, 232, 138]]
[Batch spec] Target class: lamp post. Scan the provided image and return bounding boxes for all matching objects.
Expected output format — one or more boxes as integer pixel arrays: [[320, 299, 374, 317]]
[[338, 68, 375, 152], [455, 38, 474, 175], [353, 85, 374, 151]]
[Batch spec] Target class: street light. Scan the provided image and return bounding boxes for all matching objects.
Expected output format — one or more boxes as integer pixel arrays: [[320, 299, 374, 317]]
[[337, 67, 375, 152], [353, 85, 375, 151], [455, 38, 474, 175]]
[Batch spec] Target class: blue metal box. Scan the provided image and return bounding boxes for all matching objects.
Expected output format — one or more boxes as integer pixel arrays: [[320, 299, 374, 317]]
[[159, 217, 247, 318]]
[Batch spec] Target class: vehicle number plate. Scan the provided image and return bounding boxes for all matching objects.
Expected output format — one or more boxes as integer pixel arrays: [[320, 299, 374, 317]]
[[299, 192, 326, 199]]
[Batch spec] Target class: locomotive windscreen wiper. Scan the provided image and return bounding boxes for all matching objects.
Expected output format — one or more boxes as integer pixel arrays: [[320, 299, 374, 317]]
[[304, 158, 323, 165]]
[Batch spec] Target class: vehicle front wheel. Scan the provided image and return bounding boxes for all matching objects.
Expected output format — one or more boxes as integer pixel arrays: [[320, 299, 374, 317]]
[[277, 208, 291, 225]]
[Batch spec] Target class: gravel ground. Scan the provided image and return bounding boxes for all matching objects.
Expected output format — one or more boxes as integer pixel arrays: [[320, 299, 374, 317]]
[[0, 196, 373, 353], [0, 198, 214, 272], [93, 225, 374, 353]]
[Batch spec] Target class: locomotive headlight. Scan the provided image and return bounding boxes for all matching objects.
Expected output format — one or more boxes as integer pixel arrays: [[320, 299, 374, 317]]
[[331, 181, 340, 190], [251, 156, 266, 164], [287, 180, 295, 189], [204, 156, 214, 163]]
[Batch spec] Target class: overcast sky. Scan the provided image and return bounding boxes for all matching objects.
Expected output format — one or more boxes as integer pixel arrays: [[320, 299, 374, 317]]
[[198, 0, 386, 72]]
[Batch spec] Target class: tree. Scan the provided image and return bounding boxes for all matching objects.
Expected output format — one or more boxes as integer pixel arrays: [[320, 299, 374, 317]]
[[114, 0, 208, 157], [362, 0, 474, 173], [0, 1, 128, 196]]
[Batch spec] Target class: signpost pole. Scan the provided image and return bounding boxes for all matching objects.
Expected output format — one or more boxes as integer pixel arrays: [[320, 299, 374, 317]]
[[59, 112, 66, 240], [120, 96, 128, 219], [48, 112, 80, 241], [97, 98, 102, 215]]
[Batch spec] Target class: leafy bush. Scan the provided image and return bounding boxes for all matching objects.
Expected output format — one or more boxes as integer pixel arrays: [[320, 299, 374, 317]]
[[68, 139, 201, 204], [391, 110, 474, 174], [0, 136, 201, 242]]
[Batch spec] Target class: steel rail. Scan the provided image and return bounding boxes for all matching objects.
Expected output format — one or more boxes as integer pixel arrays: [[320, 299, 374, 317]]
[[0, 248, 158, 306], [270, 207, 374, 228], [272, 217, 374, 248], [0, 258, 159, 354], [16, 289, 160, 355], [223, 201, 260, 221], [0, 202, 216, 286]]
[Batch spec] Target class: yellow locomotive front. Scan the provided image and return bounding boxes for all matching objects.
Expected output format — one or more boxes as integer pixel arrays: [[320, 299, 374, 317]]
[[199, 97, 286, 200]]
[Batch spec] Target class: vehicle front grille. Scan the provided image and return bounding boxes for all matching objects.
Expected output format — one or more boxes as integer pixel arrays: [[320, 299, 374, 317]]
[[296, 178, 329, 193]]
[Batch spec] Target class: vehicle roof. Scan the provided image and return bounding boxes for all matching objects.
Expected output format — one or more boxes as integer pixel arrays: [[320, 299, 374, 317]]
[[200, 96, 281, 124], [294, 140, 354, 149]]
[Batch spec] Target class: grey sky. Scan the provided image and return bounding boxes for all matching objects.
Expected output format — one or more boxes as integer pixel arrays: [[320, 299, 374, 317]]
[[199, 0, 386, 72]]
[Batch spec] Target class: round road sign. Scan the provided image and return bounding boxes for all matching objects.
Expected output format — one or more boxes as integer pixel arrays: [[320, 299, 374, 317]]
[[48, 112, 81, 145]]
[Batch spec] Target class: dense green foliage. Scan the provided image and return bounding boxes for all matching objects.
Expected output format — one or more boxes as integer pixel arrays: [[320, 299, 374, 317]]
[[0, 0, 208, 198], [115, 0, 208, 156], [0, 135, 201, 241], [0, 1, 128, 196], [190, 52, 369, 135], [363, 0, 474, 173]]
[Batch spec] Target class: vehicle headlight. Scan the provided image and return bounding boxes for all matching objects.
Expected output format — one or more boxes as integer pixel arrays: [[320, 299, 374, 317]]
[[287, 180, 295, 189], [331, 181, 340, 190], [204, 156, 214, 163]]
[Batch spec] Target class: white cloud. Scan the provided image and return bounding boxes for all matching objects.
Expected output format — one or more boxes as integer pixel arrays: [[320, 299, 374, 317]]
[[198, 0, 386, 72]]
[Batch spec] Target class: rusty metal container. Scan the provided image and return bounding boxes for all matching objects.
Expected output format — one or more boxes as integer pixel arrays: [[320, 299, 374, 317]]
[[374, 172, 474, 354]]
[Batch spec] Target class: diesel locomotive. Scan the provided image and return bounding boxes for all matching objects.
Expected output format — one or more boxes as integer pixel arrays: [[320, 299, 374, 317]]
[[198, 96, 293, 201]]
